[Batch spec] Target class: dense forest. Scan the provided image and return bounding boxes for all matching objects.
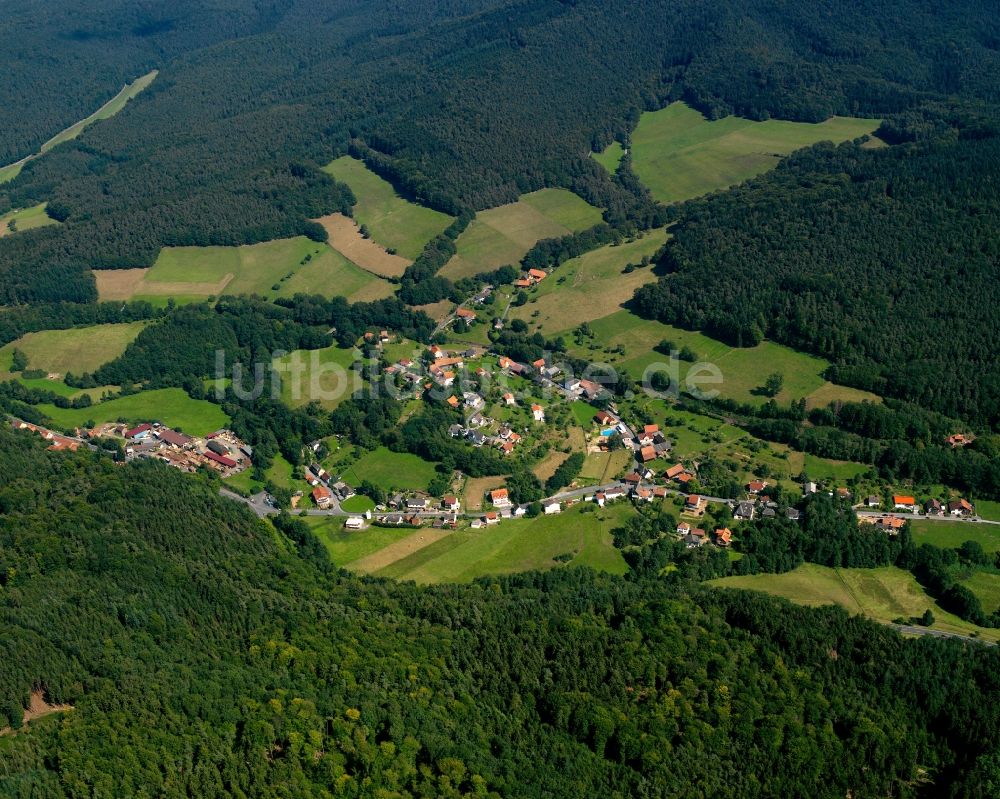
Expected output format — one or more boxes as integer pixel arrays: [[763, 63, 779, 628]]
[[2, 427, 1000, 796], [632, 136, 1000, 426], [2, 0, 999, 302]]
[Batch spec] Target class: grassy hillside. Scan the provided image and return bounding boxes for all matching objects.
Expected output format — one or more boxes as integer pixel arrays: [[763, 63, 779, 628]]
[[0, 322, 147, 376], [609, 101, 880, 203], [510, 229, 668, 332], [322, 156, 454, 260], [440, 189, 603, 281], [709, 563, 1000, 641], [36, 387, 229, 437], [361, 503, 630, 583]]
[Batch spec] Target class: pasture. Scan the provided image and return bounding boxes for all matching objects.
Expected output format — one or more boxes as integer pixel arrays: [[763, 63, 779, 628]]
[[569, 309, 837, 406], [708, 563, 999, 641], [341, 446, 439, 492], [36, 388, 229, 437], [306, 516, 420, 567], [363, 503, 630, 583], [272, 345, 362, 410], [439, 188, 603, 281], [608, 101, 880, 204], [0, 203, 58, 238], [0, 322, 146, 376], [510, 229, 668, 332], [313, 213, 412, 278], [963, 572, 1000, 614], [910, 520, 1000, 553], [322, 156, 454, 260]]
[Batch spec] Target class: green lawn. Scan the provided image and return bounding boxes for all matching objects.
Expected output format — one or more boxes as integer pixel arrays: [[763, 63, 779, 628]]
[[272, 345, 362, 410], [1, 71, 157, 185], [569, 309, 837, 407], [37, 388, 229, 437], [372, 503, 631, 583], [593, 141, 625, 174], [609, 101, 880, 204], [0, 203, 58, 236], [511, 230, 668, 333], [570, 400, 599, 428], [439, 189, 603, 281], [306, 516, 418, 567], [0, 322, 147, 376], [322, 156, 454, 260], [341, 494, 376, 514], [974, 500, 1000, 522], [341, 446, 439, 492], [910, 520, 1000, 553], [801, 453, 869, 483], [709, 563, 999, 641]]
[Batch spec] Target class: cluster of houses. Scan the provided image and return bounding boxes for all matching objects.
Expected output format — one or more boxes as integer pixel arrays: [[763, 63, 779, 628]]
[[306, 464, 356, 510], [11, 420, 81, 452], [676, 522, 733, 549], [513, 267, 549, 289]]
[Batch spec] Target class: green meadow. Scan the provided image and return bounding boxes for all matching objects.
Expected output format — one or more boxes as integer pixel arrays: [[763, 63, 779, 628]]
[[511, 229, 668, 332], [0, 203, 58, 236], [709, 563, 999, 641], [341, 446, 439, 492], [910, 520, 1000, 553], [306, 516, 418, 566], [36, 387, 229, 437], [369, 503, 630, 583], [322, 156, 454, 260], [603, 101, 881, 204], [593, 141, 625, 174], [439, 188, 603, 281], [272, 345, 361, 410], [0, 322, 147, 376], [568, 309, 855, 407]]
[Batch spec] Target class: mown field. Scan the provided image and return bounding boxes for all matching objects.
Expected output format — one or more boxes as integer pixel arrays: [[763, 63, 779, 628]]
[[341, 446, 439, 492], [0, 203, 58, 238], [709, 563, 1000, 641], [510, 229, 668, 332], [36, 387, 229, 437], [910, 520, 1000, 553], [0, 322, 147, 376], [568, 308, 874, 408], [593, 141, 625, 174], [348, 503, 630, 583], [96, 237, 393, 304], [322, 156, 454, 260], [439, 188, 603, 281], [0, 71, 158, 185], [604, 101, 880, 204]]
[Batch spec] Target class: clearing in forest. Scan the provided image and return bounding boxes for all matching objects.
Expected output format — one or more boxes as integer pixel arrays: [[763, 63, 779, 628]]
[[313, 213, 412, 278], [0, 70, 158, 185], [439, 188, 603, 281], [596, 101, 881, 204], [322, 156, 454, 260], [0, 203, 58, 238]]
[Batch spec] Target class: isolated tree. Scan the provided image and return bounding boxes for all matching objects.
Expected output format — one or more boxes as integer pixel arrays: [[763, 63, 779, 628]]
[[763, 372, 784, 397], [10, 348, 28, 372]]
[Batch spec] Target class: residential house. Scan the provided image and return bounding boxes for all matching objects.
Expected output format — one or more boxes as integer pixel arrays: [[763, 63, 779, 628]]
[[514, 278, 533, 288], [312, 486, 333, 509], [603, 486, 627, 502], [926, 498, 944, 516], [633, 486, 653, 503], [463, 392, 485, 410], [490, 488, 511, 507], [456, 308, 476, 322], [126, 423, 154, 441], [803, 481, 819, 495], [593, 492, 606, 507], [893, 495, 920, 513], [786, 508, 801, 522], [664, 463, 687, 481], [531, 404, 545, 422], [527, 268, 547, 282], [442, 495, 461, 512], [639, 446, 657, 463], [344, 517, 364, 530], [946, 433, 973, 447], [502, 392, 516, 406], [747, 480, 768, 495], [714, 528, 733, 547], [483, 511, 500, 525], [543, 500, 561, 515], [734, 501, 755, 521], [948, 498, 975, 517], [865, 495, 881, 508], [406, 497, 430, 512], [446, 395, 460, 409], [677, 521, 691, 535], [685, 494, 707, 513], [594, 410, 614, 426], [624, 472, 642, 486]]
